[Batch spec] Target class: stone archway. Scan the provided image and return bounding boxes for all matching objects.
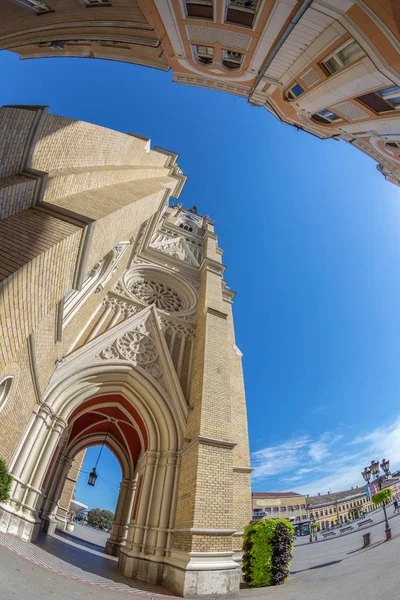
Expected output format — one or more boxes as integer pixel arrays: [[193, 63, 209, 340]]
[[5, 348, 185, 585], [40, 393, 146, 557]]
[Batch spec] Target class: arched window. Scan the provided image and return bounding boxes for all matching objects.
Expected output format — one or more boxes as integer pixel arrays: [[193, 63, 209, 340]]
[[222, 50, 243, 71], [63, 242, 130, 327], [286, 82, 304, 101], [193, 45, 214, 66], [0, 376, 14, 412], [311, 109, 341, 125], [385, 141, 400, 149]]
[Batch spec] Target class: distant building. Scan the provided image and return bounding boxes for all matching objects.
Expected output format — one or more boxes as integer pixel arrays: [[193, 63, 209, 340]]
[[252, 492, 309, 534], [69, 499, 88, 521], [307, 487, 373, 530]]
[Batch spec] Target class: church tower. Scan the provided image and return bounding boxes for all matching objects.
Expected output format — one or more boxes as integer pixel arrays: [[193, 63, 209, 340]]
[[0, 106, 251, 596]]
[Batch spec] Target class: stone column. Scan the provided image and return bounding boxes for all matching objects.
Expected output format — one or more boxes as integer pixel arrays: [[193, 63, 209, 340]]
[[15, 415, 66, 541], [40, 453, 73, 534], [0, 407, 66, 541], [105, 477, 137, 556], [163, 229, 240, 597], [119, 452, 159, 580]]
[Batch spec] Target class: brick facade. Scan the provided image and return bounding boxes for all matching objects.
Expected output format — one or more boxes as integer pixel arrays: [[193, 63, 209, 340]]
[[0, 107, 251, 597]]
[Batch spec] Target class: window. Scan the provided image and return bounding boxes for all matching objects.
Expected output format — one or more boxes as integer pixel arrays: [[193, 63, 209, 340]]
[[16, 0, 52, 13], [357, 86, 400, 113], [329, 509, 332, 514], [287, 505, 293, 512], [266, 507, 271, 513], [286, 82, 304, 101], [301, 504, 306, 510], [302, 514, 307, 519], [193, 45, 214, 66], [311, 109, 341, 125], [186, 0, 213, 19], [179, 223, 193, 232], [83, 0, 111, 5], [222, 50, 243, 71], [62, 243, 129, 327], [273, 507, 279, 512], [280, 506, 286, 512], [226, 0, 259, 28], [294, 505, 299, 511], [315, 512, 319, 518], [0, 377, 14, 412], [321, 40, 365, 75]]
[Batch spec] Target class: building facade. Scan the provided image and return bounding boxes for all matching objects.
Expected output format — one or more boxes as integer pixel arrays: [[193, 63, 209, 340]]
[[0, 105, 252, 597], [307, 486, 374, 530], [1, 0, 399, 184], [252, 492, 309, 534]]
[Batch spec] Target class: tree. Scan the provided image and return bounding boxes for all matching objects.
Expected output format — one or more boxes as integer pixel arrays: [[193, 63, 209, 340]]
[[372, 488, 393, 506], [0, 459, 12, 503], [100, 510, 114, 530], [87, 508, 103, 529], [87, 508, 114, 530]]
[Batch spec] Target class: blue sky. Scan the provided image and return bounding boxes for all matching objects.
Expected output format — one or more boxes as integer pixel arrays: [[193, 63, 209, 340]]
[[2, 51, 400, 510]]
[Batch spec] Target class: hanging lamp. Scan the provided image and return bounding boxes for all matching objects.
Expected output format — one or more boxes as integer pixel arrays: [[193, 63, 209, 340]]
[[88, 420, 111, 487]]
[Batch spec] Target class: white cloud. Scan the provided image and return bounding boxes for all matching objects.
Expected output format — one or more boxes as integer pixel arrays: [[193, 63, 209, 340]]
[[251, 417, 400, 495], [309, 432, 343, 463], [251, 436, 310, 481]]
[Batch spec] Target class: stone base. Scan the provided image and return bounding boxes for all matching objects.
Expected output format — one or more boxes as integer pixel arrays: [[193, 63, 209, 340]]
[[105, 538, 125, 557], [163, 563, 241, 596], [0, 504, 41, 542], [119, 552, 164, 585]]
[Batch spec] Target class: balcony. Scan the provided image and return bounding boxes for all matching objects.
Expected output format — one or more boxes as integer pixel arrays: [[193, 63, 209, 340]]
[[226, 0, 258, 27]]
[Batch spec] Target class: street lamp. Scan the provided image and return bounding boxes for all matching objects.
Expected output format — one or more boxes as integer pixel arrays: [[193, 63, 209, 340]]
[[362, 458, 391, 540]]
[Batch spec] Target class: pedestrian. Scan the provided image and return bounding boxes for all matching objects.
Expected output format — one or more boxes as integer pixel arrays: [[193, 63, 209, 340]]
[[393, 499, 399, 514]]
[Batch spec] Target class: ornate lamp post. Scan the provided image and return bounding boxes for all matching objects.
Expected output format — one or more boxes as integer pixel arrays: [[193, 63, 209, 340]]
[[362, 458, 391, 539], [309, 514, 316, 543]]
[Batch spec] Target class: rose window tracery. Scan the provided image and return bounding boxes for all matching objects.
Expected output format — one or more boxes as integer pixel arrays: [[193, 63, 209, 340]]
[[129, 279, 184, 312]]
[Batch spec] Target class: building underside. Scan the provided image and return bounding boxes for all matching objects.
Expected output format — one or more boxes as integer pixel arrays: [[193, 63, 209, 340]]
[[1, 0, 399, 184]]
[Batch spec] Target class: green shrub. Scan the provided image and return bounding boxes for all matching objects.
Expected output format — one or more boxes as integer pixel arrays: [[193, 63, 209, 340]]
[[372, 488, 393, 505], [243, 519, 294, 587], [0, 459, 12, 503]]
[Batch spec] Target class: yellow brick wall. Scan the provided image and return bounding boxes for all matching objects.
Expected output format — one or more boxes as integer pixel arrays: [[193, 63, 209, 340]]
[[0, 106, 38, 179], [0, 209, 83, 370]]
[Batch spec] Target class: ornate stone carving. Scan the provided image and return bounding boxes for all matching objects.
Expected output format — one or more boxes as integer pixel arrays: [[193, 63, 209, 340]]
[[99, 324, 162, 380], [103, 295, 139, 318], [159, 316, 195, 340], [129, 279, 184, 312]]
